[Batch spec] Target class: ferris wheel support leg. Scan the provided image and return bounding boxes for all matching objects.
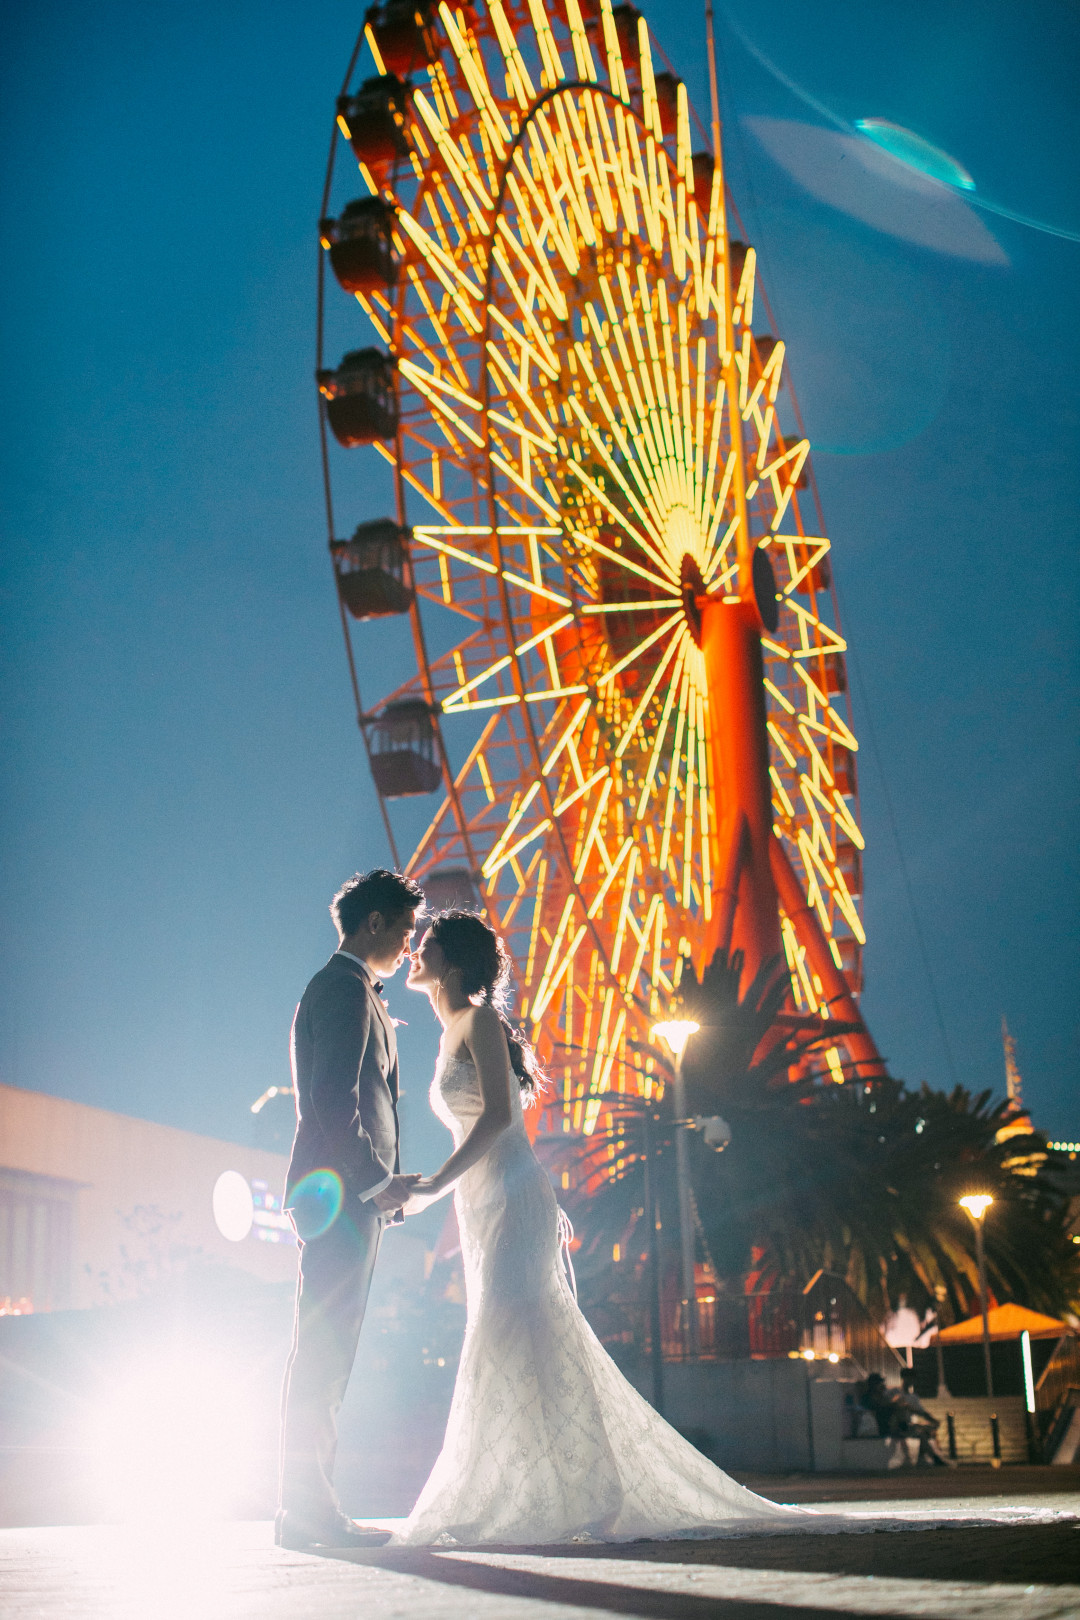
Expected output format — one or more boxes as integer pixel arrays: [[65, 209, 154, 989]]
[[700, 597, 781, 992], [769, 838, 888, 1081]]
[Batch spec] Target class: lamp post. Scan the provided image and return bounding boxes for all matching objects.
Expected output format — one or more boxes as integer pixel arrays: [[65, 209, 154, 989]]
[[652, 1019, 701, 1359], [959, 1194, 994, 1397], [640, 1101, 665, 1414]]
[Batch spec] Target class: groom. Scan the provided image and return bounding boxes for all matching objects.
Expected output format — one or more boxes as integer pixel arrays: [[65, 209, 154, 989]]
[[276, 868, 424, 1551]]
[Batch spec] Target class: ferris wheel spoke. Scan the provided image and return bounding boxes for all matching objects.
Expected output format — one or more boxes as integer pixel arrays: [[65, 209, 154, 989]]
[[632, 639, 689, 821], [608, 631, 683, 762], [657, 667, 692, 874], [562, 438, 669, 572], [567, 520, 672, 595], [494, 209, 569, 325], [595, 610, 683, 691], [485, 344, 562, 443]]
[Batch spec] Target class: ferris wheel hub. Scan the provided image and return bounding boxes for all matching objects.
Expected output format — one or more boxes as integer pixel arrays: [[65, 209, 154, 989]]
[[679, 554, 706, 646]]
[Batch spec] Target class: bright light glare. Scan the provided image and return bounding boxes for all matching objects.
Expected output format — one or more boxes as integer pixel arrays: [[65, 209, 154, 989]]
[[959, 1194, 994, 1220], [651, 1020, 700, 1056], [213, 1170, 254, 1242], [89, 1355, 257, 1522]]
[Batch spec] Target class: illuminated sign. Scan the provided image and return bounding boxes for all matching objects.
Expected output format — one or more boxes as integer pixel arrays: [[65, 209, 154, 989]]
[[212, 1173, 295, 1245]]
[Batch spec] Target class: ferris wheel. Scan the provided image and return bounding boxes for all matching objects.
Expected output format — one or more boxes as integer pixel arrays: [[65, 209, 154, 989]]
[[315, 0, 885, 1131]]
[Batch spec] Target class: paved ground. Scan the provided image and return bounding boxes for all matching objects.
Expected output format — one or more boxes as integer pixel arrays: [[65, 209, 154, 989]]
[[3, 1475, 1078, 1619]]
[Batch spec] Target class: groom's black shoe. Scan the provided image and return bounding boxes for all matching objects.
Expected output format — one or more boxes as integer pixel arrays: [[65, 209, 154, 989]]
[[275, 1509, 391, 1550]]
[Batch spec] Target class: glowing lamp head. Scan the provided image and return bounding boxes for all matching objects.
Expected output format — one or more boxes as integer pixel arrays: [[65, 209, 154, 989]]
[[651, 1019, 700, 1057], [959, 1193, 993, 1221]]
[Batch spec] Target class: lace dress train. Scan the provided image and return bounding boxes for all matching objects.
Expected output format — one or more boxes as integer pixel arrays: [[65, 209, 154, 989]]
[[391, 1052, 799, 1546]]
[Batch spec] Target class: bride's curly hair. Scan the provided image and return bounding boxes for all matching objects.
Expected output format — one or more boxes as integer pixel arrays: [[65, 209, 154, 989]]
[[428, 909, 544, 1101]]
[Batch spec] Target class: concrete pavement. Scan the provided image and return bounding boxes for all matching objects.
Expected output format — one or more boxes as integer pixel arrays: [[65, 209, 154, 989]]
[[2, 1493, 1079, 1620]]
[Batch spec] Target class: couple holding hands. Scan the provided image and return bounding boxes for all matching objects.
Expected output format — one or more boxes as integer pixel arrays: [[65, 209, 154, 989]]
[[277, 867, 792, 1550]]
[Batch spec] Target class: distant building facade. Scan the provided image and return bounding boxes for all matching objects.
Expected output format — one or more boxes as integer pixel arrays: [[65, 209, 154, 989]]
[[0, 1084, 296, 1312]]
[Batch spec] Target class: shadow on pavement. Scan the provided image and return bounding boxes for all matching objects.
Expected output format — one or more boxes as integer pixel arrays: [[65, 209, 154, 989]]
[[501, 1522, 1080, 1586], [326, 1548, 905, 1620], [321, 1521, 1080, 1595]]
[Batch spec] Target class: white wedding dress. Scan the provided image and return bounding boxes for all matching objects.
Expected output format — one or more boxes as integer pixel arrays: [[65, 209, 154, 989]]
[[391, 1049, 800, 1545]]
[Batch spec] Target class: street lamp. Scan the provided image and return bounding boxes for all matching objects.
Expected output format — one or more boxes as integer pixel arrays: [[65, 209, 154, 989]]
[[250, 1084, 296, 1114], [652, 1019, 701, 1358], [959, 1193, 995, 1396]]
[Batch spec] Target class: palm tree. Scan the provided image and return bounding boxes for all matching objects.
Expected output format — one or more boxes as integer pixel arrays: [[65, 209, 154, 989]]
[[557, 949, 1080, 1330]]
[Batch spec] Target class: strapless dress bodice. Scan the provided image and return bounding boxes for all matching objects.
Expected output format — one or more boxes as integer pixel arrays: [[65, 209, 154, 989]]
[[431, 1048, 527, 1147]]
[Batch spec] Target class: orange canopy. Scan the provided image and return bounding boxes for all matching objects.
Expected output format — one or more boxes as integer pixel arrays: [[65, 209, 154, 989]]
[[935, 1303, 1072, 1343]]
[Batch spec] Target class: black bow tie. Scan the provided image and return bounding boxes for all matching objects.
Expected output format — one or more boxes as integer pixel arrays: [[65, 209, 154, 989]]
[[373, 980, 384, 994]]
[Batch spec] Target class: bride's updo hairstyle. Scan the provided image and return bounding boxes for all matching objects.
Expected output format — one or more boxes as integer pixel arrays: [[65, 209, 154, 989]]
[[429, 910, 543, 1100]]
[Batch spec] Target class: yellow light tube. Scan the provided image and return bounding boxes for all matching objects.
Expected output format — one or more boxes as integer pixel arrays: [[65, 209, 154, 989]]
[[635, 646, 686, 818], [542, 698, 592, 775], [586, 835, 634, 920], [597, 612, 682, 689], [767, 719, 798, 770], [763, 677, 797, 717], [553, 767, 609, 819], [599, 0, 631, 102], [658, 672, 689, 871], [486, 0, 536, 106], [573, 777, 615, 884], [446, 653, 513, 706], [582, 599, 682, 614], [484, 818, 553, 881], [608, 846, 639, 972], [485, 341, 565, 441], [769, 765, 796, 821], [522, 858, 548, 987], [411, 92, 493, 231], [438, 3, 511, 152], [482, 780, 542, 874], [625, 893, 662, 999], [533, 923, 588, 1023]]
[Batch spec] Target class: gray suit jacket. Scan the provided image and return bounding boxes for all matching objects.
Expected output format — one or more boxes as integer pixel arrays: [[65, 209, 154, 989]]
[[285, 952, 401, 1207]]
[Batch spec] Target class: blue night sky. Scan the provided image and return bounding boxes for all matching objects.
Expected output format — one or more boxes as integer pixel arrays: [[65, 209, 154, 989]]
[[2, 0, 1077, 1173]]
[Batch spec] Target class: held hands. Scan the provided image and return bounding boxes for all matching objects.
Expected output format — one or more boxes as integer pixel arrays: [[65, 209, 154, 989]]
[[402, 1175, 445, 1216], [372, 1172, 422, 1215]]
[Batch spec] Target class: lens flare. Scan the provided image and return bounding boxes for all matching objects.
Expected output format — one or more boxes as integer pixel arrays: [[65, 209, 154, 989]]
[[854, 120, 975, 191], [725, 10, 1080, 244], [88, 1354, 257, 1522], [289, 1168, 344, 1240]]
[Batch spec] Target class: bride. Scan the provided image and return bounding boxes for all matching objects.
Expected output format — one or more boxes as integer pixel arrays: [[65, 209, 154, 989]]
[[392, 908, 798, 1546]]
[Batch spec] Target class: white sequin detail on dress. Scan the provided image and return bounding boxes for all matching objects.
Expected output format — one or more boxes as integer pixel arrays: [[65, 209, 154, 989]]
[[391, 1051, 798, 1545]]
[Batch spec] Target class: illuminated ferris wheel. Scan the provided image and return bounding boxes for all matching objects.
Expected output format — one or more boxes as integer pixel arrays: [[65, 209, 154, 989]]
[[316, 0, 885, 1130]]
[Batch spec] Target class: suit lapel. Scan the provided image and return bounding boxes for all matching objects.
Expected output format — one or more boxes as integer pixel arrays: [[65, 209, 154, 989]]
[[368, 984, 396, 1058], [331, 952, 400, 1103]]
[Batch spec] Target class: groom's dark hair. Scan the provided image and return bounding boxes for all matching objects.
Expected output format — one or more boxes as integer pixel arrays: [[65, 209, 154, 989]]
[[332, 868, 424, 937]]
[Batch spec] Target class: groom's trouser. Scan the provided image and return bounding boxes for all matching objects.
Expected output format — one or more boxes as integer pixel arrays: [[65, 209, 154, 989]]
[[279, 1201, 383, 1526]]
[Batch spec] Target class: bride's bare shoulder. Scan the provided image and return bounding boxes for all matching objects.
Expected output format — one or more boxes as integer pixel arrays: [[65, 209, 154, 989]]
[[467, 1001, 503, 1035], [460, 1002, 510, 1067], [443, 1001, 499, 1061]]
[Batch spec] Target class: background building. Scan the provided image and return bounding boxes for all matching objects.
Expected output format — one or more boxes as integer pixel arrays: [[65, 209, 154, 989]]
[[0, 1083, 296, 1313]]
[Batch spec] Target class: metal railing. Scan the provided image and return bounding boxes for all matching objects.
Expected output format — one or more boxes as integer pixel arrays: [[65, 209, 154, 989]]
[[1034, 1332, 1080, 1456], [591, 1269, 904, 1378]]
